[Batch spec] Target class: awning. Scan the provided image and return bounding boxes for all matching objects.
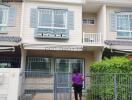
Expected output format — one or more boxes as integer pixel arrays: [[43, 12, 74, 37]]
[[0, 46, 15, 52], [0, 36, 21, 46], [104, 40, 132, 52], [105, 40, 132, 46], [23, 44, 83, 51]]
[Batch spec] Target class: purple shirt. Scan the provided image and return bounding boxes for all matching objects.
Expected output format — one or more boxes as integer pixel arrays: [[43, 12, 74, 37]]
[[72, 73, 83, 85]]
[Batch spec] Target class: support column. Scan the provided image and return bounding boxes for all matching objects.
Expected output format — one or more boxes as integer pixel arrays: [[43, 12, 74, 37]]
[[18, 45, 27, 99]]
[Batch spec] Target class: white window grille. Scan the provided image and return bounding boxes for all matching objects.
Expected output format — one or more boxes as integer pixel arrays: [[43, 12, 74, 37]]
[[117, 13, 132, 38], [27, 57, 52, 74], [0, 6, 8, 33], [0, 56, 21, 68], [38, 9, 67, 29], [82, 18, 95, 25]]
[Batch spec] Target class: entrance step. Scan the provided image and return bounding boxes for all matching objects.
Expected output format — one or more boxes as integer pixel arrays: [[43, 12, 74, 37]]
[[32, 93, 53, 100]]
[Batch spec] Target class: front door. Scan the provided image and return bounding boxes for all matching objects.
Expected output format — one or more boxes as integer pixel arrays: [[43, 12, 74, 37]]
[[26, 57, 84, 100], [54, 58, 84, 100]]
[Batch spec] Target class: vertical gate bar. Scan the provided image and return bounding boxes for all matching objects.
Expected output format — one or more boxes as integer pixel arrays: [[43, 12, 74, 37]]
[[114, 74, 117, 100], [54, 73, 56, 100]]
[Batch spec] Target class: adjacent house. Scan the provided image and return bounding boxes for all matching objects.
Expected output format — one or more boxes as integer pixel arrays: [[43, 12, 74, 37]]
[[0, 0, 132, 100], [0, 1, 22, 100]]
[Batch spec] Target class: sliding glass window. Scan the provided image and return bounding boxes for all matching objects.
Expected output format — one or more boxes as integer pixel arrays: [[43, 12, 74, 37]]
[[55, 58, 84, 74], [26, 57, 52, 74], [117, 13, 132, 38]]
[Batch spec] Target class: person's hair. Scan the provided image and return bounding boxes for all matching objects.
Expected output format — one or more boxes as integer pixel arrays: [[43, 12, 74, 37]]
[[73, 68, 80, 74]]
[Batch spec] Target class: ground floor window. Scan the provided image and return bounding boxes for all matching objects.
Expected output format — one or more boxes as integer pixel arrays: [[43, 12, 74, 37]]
[[0, 56, 21, 68], [55, 58, 84, 73], [26, 57, 52, 74], [26, 57, 84, 74]]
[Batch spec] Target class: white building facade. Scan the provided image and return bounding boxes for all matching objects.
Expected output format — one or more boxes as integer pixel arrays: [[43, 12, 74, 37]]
[[0, 0, 132, 100]]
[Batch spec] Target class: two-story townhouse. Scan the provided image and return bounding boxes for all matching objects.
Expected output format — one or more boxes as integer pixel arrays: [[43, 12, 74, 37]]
[[106, 5, 132, 54], [0, 1, 21, 68], [3, 0, 132, 100], [20, 0, 85, 99], [0, 1, 22, 100], [18, 0, 105, 99]]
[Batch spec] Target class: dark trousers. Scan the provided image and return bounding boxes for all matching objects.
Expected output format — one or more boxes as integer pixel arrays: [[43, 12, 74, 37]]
[[73, 84, 83, 100]]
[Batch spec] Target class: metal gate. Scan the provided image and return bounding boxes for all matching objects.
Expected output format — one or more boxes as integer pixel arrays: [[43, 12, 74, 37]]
[[86, 73, 132, 100], [54, 73, 72, 100], [19, 72, 72, 100], [19, 71, 54, 100]]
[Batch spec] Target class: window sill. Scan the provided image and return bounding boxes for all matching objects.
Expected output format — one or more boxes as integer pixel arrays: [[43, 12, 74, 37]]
[[37, 27, 67, 30], [35, 28, 69, 39], [116, 37, 132, 39], [0, 32, 8, 34]]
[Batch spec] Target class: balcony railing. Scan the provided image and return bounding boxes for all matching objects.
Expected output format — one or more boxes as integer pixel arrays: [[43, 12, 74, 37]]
[[83, 32, 103, 45]]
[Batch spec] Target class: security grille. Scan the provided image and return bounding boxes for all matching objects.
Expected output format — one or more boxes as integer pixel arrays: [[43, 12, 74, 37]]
[[54, 73, 72, 100], [0, 56, 21, 68]]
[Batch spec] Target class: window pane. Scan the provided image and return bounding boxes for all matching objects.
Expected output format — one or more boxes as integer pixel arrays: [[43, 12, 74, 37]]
[[0, 8, 3, 24], [70, 59, 83, 74], [89, 20, 95, 24], [54, 10, 66, 28], [39, 9, 52, 27], [2, 8, 8, 25], [29, 58, 51, 74], [131, 32, 132, 37], [31, 62, 51, 73], [0, 63, 11, 68], [130, 15, 132, 31], [117, 31, 130, 38], [117, 15, 129, 30], [82, 19, 87, 24], [55, 59, 84, 73], [0, 27, 8, 33], [56, 59, 69, 72]]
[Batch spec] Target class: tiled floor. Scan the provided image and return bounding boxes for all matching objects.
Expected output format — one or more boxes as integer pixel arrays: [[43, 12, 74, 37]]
[[31, 93, 86, 100]]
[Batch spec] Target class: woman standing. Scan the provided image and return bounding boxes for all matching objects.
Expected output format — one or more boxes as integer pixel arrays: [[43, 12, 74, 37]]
[[72, 69, 84, 100]]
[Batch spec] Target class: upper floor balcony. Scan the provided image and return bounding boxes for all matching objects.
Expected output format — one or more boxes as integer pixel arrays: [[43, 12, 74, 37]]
[[83, 32, 103, 46], [21, 1, 103, 47], [82, 5, 104, 46]]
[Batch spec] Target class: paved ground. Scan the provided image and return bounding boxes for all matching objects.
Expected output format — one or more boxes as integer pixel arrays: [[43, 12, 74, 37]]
[[31, 93, 86, 100]]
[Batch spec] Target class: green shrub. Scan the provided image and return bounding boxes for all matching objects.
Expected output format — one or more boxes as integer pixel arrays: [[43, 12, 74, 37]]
[[87, 57, 132, 100], [90, 57, 132, 73]]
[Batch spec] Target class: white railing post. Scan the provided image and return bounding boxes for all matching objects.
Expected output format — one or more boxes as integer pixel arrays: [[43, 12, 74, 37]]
[[83, 32, 103, 45], [99, 33, 102, 44], [83, 32, 85, 43]]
